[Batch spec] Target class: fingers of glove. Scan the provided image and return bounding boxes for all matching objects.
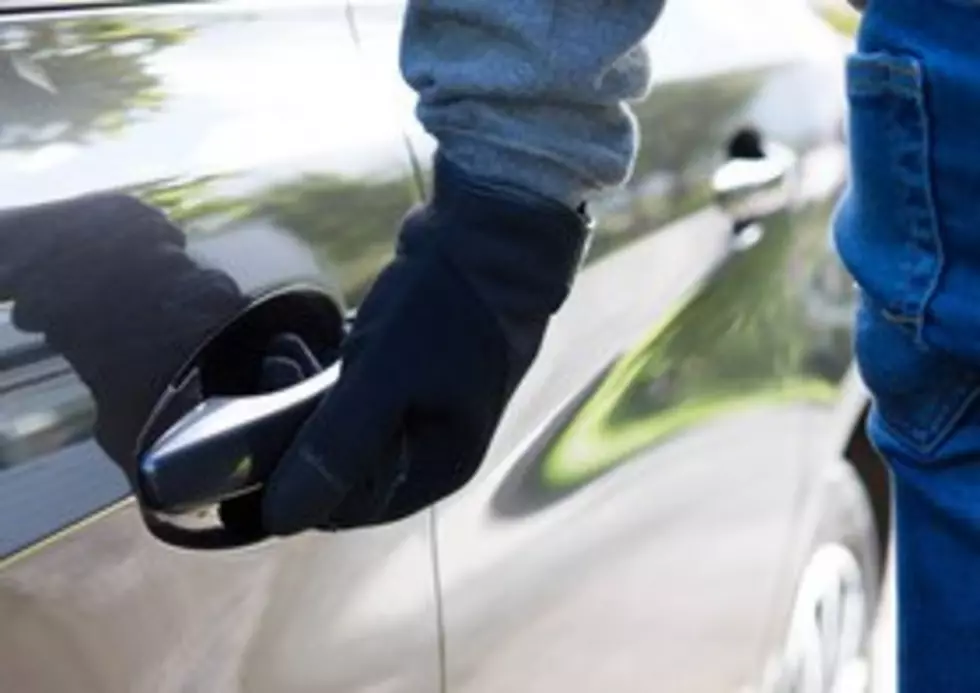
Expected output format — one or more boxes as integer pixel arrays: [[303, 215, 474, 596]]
[[257, 260, 421, 535], [328, 258, 510, 527], [382, 403, 495, 522], [261, 364, 405, 535], [257, 355, 307, 392], [218, 489, 267, 541], [219, 333, 321, 537], [265, 332, 323, 380], [327, 432, 407, 529]]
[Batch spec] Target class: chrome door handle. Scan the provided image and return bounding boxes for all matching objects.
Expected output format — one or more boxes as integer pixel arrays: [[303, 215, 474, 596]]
[[712, 141, 797, 225], [138, 359, 342, 515]]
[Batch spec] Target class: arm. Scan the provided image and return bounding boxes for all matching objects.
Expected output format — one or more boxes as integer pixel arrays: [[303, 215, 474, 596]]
[[263, 0, 670, 533], [401, 0, 666, 208]]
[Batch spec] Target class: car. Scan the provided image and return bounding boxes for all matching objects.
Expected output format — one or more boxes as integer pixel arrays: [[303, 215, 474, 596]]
[[0, 0, 886, 692]]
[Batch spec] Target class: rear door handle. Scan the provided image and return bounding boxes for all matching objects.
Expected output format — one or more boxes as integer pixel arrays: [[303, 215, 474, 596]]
[[712, 140, 796, 226]]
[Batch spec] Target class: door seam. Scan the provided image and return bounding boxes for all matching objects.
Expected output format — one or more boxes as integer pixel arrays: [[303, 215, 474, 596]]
[[427, 506, 449, 693]]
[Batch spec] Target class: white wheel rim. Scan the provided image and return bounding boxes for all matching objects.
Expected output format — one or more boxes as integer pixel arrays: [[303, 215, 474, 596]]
[[763, 543, 869, 693]]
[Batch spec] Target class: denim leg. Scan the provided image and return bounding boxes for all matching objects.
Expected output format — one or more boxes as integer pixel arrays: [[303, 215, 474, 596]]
[[834, 1, 980, 690], [854, 298, 980, 691]]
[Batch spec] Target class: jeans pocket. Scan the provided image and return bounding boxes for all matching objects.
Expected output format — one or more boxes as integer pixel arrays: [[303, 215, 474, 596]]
[[833, 52, 942, 338], [855, 293, 980, 458]]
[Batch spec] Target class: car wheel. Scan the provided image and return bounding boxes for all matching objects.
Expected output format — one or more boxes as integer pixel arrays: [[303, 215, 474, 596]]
[[763, 464, 881, 693]]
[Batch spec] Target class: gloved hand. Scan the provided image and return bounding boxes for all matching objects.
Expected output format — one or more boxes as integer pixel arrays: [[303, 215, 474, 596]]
[[0, 194, 247, 479], [217, 332, 327, 540], [261, 155, 591, 534]]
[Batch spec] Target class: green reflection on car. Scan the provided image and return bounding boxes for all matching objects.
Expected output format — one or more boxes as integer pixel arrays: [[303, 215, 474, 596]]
[[542, 371, 833, 489], [540, 201, 848, 490]]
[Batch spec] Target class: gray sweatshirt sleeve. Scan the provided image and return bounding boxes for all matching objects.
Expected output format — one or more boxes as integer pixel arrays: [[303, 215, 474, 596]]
[[400, 0, 666, 208]]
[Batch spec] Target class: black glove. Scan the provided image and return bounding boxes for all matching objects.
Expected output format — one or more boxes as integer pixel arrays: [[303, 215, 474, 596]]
[[217, 332, 326, 540], [0, 194, 247, 480], [261, 155, 591, 534]]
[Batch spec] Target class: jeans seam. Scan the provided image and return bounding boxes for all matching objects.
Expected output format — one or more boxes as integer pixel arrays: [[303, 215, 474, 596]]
[[861, 297, 980, 455], [868, 54, 942, 344], [847, 53, 923, 99], [850, 77, 920, 99], [909, 73, 945, 348], [880, 308, 919, 326], [877, 379, 980, 455]]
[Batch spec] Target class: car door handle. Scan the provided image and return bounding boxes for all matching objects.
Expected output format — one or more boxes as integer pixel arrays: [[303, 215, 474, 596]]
[[711, 140, 796, 226], [138, 359, 342, 515], [128, 288, 345, 549]]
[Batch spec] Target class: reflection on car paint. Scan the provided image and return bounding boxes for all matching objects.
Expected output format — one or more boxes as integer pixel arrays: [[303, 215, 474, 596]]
[[0, 8, 444, 692], [491, 196, 855, 519], [0, 2, 861, 692], [0, 8, 418, 506]]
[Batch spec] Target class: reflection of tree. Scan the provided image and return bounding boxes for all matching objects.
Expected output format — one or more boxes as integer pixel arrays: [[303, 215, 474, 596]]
[[256, 174, 413, 302], [624, 201, 852, 411], [126, 172, 415, 303], [107, 67, 767, 309], [108, 69, 768, 299], [128, 175, 253, 229], [0, 18, 191, 148], [0, 11, 407, 302], [606, 213, 808, 427], [541, 201, 849, 487]]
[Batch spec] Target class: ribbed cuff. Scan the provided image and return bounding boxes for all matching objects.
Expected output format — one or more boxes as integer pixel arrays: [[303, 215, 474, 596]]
[[435, 131, 607, 212], [403, 154, 591, 318]]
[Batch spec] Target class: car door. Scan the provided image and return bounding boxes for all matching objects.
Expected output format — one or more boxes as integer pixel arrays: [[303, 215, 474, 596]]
[[0, 2, 441, 692], [349, 1, 849, 691]]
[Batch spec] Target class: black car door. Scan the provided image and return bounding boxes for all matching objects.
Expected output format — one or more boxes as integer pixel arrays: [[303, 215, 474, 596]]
[[0, 2, 441, 692], [348, 0, 850, 691]]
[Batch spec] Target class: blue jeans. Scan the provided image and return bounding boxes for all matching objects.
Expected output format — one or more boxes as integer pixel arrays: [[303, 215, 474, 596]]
[[834, 0, 980, 690]]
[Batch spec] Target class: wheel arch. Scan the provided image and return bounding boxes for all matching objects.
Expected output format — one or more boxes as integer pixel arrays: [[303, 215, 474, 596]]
[[842, 401, 891, 572]]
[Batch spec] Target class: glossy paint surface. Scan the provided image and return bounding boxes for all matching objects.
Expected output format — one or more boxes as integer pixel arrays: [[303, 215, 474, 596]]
[[0, 4, 440, 692], [0, 0, 862, 691], [354, 1, 858, 691]]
